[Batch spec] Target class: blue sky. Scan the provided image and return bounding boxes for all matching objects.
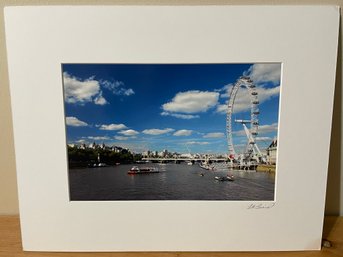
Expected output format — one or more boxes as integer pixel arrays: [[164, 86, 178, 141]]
[[63, 63, 280, 154]]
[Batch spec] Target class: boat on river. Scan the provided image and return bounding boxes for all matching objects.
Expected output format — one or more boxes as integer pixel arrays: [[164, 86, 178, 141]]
[[127, 166, 159, 175], [199, 163, 214, 170], [215, 175, 234, 182], [88, 162, 107, 168]]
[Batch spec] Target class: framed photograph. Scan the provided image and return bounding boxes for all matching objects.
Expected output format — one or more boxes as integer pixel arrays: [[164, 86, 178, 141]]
[[63, 63, 279, 201], [5, 5, 339, 251]]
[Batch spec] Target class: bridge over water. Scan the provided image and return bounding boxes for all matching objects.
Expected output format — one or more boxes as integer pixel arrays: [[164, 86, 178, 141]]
[[142, 157, 227, 163]]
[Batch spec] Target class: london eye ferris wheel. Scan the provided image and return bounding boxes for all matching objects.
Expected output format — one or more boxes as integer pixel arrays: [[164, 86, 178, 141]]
[[226, 76, 264, 163]]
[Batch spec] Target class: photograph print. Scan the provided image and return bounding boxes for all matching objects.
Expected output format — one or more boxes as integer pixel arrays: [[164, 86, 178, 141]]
[[63, 63, 280, 201]]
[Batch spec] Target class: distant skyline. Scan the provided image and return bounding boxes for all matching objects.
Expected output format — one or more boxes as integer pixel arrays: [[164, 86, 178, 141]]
[[63, 63, 280, 154]]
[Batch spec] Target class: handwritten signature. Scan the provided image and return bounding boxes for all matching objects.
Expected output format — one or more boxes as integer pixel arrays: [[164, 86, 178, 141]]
[[247, 203, 275, 209]]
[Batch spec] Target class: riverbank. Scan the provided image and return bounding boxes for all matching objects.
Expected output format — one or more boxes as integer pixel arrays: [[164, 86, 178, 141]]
[[256, 164, 276, 173]]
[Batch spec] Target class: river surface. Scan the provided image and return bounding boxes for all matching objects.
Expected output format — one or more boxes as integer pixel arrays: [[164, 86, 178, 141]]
[[69, 163, 275, 201]]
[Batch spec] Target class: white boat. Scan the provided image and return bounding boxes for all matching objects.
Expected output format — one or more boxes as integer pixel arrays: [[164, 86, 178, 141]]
[[127, 166, 159, 175], [187, 161, 193, 166], [199, 163, 214, 170], [199, 163, 210, 170], [215, 175, 234, 182], [91, 162, 107, 168]]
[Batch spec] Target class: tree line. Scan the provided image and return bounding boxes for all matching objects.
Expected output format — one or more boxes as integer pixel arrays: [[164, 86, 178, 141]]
[[67, 146, 142, 168]]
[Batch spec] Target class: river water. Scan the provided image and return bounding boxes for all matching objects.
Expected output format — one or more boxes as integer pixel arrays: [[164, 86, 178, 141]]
[[69, 163, 275, 201]]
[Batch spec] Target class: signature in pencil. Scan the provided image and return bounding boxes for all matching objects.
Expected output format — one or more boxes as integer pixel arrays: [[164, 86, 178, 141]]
[[247, 203, 275, 209]]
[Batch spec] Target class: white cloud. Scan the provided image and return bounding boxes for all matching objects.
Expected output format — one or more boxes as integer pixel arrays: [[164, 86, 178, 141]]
[[255, 136, 272, 141], [186, 141, 210, 145], [99, 123, 127, 131], [162, 90, 219, 114], [216, 104, 228, 113], [123, 88, 135, 96], [101, 80, 135, 96], [63, 72, 107, 105], [161, 112, 200, 119], [245, 63, 281, 85], [173, 130, 193, 136], [203, 132, 225, 138], [217, 86, 280, 114], [63, 72, 135, 105], [94, 91, 108, 105], [258, 123, 278, 134], [66, 116, 88, 127], [234, 123, 278, 136], [218, 84, 233, 99], [87, 136, 110, 140], [142, 128, 174, 135], [216, 64, 281, 114], [118, 129, 139, 136]]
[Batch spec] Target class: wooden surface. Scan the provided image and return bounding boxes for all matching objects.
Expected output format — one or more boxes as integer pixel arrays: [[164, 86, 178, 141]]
[[0, 216, 342, 257]]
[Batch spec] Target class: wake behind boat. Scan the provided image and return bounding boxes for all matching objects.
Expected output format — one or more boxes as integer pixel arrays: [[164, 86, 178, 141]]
[[127, 166, 159, 175]]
